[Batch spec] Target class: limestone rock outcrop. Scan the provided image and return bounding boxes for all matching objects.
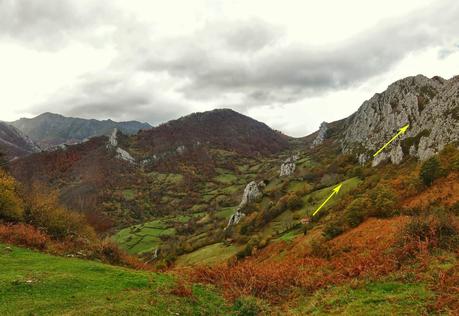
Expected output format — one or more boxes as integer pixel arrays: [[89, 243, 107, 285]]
[[340, 75, 459, 166], [226, 181, 263, 229], [311, 122, 328, 147], [107, 128, 136, 164], [279, 154, 299, 177], [238, 181, 262, 209]]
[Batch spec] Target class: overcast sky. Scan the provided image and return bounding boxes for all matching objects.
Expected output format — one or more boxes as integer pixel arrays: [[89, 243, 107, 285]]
[[1, 0, 458, 136]]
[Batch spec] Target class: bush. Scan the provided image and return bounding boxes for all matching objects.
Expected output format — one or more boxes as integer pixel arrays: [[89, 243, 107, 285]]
[[369, 184, 398, 218], [25, 188, 96, 241], [344, 197, 371, 227], [399, 214, 459, 253], [309, 238, 332, 259], [0, 223, 49, 250], [420, 156, 443, 186], [322, 220, 344, 240], [236, 244, 253, 260], [0, 170, 24, 222], [286, 193, 303, 210], [232, 296, 269, 316]]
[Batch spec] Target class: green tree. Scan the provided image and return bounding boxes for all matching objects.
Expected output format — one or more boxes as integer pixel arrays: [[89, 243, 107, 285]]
[[420, 156, 442, 186], [369, 184, 398, 218], [0, 169, 24, 221], [345, 197, 371, 227]]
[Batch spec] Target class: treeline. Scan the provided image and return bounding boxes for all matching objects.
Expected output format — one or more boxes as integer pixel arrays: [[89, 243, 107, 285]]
[[0, 166, 147, 270]]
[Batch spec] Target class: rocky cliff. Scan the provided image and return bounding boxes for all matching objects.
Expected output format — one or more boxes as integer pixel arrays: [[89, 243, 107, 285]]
[[341, 75, 459, 165]]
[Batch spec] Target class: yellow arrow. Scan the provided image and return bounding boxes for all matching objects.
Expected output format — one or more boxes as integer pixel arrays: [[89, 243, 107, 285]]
[[373, 124, 409, 157], [312, 183, 343, 216]]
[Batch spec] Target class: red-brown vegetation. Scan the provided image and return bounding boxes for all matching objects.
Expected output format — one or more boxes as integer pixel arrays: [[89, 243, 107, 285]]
[[0, 223, 49, 250], [402, 172, 459, 210], [188, 217, 409, 303], [187, 216, 459, 311]]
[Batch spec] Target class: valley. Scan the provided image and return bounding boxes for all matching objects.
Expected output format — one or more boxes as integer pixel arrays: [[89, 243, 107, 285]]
[[0, 75, 458, 315]]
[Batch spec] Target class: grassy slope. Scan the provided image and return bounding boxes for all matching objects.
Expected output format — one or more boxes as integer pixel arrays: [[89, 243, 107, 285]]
[[175, 243, 243, 267], [294, 281, 433, 315], [113, 219, 176, 255], [0, 244, 230, 316]]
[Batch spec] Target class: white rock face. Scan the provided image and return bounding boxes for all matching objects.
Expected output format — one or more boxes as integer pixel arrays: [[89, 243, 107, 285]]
[[239, 181, 262, 209], [390, 143, 404, 165], [417, 136, 436, 161], [226, 211, 245, 228], [226, 181, 263, 229], [342, 75, 459, 165], [176, 145, 186, 154], [372, 152, 388, 167], [107, 128, 136, 164], [358, 153, 368, 165], [311, 122, 328, 147], [279, 154, 299, 177], [115, 147, 135, 163], [108, 128, 118, 147]]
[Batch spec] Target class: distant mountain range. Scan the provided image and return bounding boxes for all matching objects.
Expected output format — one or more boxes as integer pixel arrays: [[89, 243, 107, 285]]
[[9, 112, 151, 149], [5, 75, 459, 225], [0, 122, 40, 161]]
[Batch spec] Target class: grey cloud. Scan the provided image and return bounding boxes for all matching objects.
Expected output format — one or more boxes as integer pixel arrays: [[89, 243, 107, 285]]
[[223, 19, 282, 52], [140, 0, 459, 108], [0, 0, 115, 49], [12, 0, 459, 128], [34, 74, 190, 125]]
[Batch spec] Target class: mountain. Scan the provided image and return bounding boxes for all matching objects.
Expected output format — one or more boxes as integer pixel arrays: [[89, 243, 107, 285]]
[[135, 108, 290, 156], [0, 122, 40, 160], [341, 75, 459, 165], [310, 75, 459, 165], [9, 108, 291, 227], [10, 112, 152, 149], [2, 75, 459, 314]]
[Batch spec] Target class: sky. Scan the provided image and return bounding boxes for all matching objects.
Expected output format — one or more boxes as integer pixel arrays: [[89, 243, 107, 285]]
[[0, 0, 458, 137]]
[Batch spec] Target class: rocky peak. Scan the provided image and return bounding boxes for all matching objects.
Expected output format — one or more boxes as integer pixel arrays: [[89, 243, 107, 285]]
[[311, 122, 328, 147], [226, 180, 263, 229], [341, 75, 459, 165], [106, 128, 135, 164]]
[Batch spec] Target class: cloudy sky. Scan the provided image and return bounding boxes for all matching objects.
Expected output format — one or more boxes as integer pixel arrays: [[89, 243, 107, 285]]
[[1, 0, 458, 136]]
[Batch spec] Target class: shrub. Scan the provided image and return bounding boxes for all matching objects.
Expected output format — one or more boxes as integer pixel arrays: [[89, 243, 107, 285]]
[[369, 184, 398, 218], [232, 296, 269, 316], [398, 214, 459, 257], [451, 202, 459, 216], [286, 193, 303, 210], [309, 238, 332, 259], [25, 188, 96, 241], [0, 223, 49, 250], [322, 220, 344, 240], [344, 197, 371, 227], [170, 280, 193, 298], [420, 156, 443, 186], [93, 239, 148, 269], [236, 244, 253, 260], [0, 170, 24, 222]]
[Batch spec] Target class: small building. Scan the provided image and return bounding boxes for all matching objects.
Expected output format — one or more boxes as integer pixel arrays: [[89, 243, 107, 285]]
[[300, 216, 311, 225]]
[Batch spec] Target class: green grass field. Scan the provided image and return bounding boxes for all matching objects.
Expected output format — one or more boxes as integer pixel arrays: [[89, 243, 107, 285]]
[[112, 219, 176, 255], [0, 244, 230, 316], [175, 243, 243, 266], [294, 281, 433, 315]]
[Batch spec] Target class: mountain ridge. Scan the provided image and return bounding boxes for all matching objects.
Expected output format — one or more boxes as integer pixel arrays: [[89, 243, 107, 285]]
[[0, 122, 40, 160], [10, 112, 152, 149]]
